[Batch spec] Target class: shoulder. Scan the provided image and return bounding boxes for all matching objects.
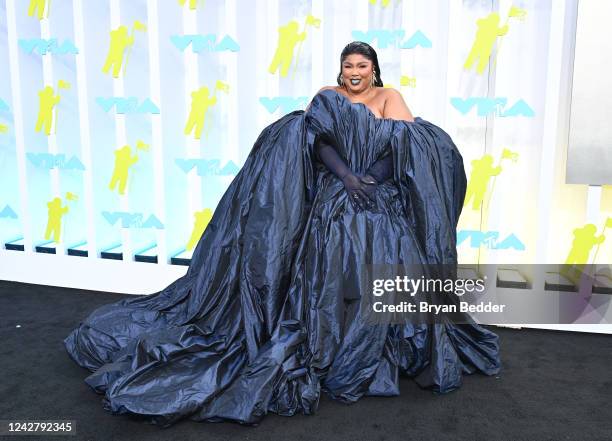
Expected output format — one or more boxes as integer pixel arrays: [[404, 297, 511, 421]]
[[381, 87, 404, 101], [381, 88, 415, 122]]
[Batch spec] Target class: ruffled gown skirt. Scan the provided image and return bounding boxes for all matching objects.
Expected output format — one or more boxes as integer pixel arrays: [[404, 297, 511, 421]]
[[64, 91, 501, 427]]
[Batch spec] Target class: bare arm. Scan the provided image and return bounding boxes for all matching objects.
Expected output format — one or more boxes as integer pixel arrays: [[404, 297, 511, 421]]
[[382, 89, 415, 122]]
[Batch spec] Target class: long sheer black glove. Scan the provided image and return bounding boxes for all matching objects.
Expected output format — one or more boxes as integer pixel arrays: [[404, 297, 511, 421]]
[[365, 152, 393, 184], [315, 139, 378, 210]]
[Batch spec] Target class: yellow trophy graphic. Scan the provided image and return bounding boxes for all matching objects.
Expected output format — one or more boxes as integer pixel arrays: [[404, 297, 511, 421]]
[[136, 139, 150, 152], [368, 0, 393, 7], [577, 217, 612, 266], [561, 222, 608, 282], [28, 0, 50, 20], [464, 154, 502, 211], [463, 149, 519, 211], [463, 12, 509, 75], [184, 87, 216, 141], [35, 86, 59, 136], [44, 197, 69, 243], [464, 6, 527, 74], [268, 18, 320, 78], [177, 0, 201, 10], [400, 75, 417, 88], [186, 208, 213, 251], [184, 81, 229, 140], [35, 81, 70, 136], [102, 21, 147, 79], [0, 123, 8, 134], [565, 224, 605, 266], [109, 145, 139, 195]]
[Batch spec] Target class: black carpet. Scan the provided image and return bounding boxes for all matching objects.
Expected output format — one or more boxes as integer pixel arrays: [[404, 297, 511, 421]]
[[1, 279, 611, 441]]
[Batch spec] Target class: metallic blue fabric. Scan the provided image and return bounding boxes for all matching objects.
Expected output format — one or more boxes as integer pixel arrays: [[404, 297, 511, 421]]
[[64, 88, 501, 427]]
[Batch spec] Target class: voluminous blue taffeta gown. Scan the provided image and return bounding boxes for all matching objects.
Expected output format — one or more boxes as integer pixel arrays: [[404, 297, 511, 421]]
[[64, 89, 501, 427]]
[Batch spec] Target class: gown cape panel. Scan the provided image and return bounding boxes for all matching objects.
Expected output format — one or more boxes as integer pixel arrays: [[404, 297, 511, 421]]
[[63, 88, 501, 428]]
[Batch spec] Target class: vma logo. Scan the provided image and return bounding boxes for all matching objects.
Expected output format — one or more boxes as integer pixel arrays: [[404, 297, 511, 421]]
[[19, 38, 78, 55], [0, 205, 17, 219], [27, 153, 85, 170], [170, 34, 240, 52], [457, 230, 525, 250], [102, 211, 164, 229], [450, 97, 535, 117], [175, 158, 239, 176], [96, 97, 160, 114], [351, 30, 432, 49], [260, 96, 308, 113]]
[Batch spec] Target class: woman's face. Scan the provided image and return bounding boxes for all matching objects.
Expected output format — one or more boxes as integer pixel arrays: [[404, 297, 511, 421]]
[[341, 53, 374, 93]]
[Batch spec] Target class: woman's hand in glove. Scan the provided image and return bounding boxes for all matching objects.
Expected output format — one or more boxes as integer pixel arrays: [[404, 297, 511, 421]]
[[341, 172, 379, 211], [314, 139, 381, 211]]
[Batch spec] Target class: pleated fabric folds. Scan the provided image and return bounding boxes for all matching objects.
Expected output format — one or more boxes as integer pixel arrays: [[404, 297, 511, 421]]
[[64, 88, 501, 427]]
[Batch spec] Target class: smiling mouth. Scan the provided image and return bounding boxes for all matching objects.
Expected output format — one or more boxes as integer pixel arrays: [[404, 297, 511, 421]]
[[350, 78, 361, 85]]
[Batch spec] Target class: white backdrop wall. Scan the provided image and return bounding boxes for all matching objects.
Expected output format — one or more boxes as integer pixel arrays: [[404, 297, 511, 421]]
[[1, 0, 610, 333]]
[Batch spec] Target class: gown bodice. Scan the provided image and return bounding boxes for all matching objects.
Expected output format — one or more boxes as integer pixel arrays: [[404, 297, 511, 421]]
[[305, 89, 399, 175]]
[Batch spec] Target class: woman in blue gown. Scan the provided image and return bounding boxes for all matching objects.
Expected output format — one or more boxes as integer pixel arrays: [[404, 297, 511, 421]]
[[64, 42, 501, 427]]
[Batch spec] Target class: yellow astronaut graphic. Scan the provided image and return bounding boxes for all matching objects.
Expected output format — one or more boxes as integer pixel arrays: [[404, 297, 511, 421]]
[[464, 7, 527, 74], [177, 0, 201, 10], [44, 197, 69, 243], [400, 75, 417, 88], [463, 12, 509, 74], [35, 86, 60, 136], [565, 223, 608, 266], [464, 154, 502, 210], [109, 145, 138, 195], [184, 86, 217, 140], [368, 0, 394, 7], [102, 22, 146, 78], [268, 21, 306, 78], [28, 0, 50, 20], [268, 16, 321, 78], [186, 208, 213, 251]]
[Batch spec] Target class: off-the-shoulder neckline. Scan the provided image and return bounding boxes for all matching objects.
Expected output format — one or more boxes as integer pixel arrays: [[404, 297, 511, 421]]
[[317, 88, 419, 124]]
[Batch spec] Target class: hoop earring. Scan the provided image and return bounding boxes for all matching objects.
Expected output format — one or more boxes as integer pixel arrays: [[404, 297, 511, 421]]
[[339, 76, 344, 86]]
